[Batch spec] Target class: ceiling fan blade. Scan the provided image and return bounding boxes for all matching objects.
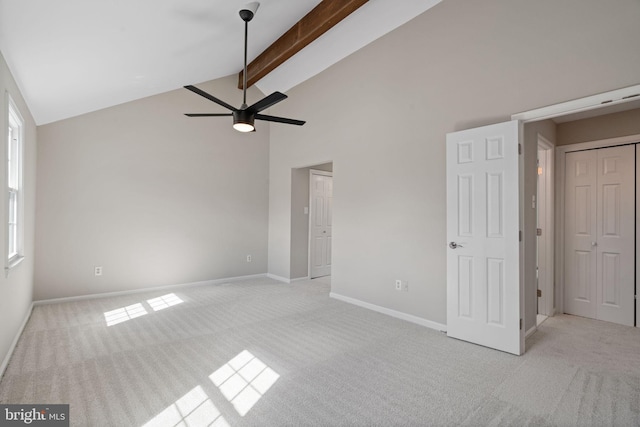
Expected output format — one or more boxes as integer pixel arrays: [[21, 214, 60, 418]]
[[185, 113, 233, 117], [184, 85, 237, 111], [255, 114, 305, 126], [247, 92, 287, 113]]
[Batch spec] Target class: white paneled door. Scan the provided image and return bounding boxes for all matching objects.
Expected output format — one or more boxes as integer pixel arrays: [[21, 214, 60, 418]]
[[446, 120, 524, 355], [310, 171, 332, 278], [564, 145, 635, 326]]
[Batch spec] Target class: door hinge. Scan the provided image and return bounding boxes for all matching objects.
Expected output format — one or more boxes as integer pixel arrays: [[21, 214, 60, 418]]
[[537, 289, 542, 297], [518, 144, 522, 155], [519, 230, 522, 242], [520, 319, 523, 330], [537, 228, 542, 236]]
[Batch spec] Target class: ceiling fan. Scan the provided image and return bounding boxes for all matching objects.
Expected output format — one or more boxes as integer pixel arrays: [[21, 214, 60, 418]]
[[184, 2, 305, 132]]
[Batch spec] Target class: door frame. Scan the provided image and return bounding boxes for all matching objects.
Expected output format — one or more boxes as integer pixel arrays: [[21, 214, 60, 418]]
[[308, 169, 333, 278], [637, 147, 640, 328], [537, 135, 554, 317], [511, 84, 640, 331], [555, 134, 640, 325]]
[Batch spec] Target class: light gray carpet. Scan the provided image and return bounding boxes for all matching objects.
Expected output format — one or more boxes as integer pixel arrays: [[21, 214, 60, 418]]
[[1, 276, 639, 426]]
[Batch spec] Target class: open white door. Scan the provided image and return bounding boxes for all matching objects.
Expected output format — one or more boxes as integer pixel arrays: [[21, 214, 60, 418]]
[[446, 120, 524, 355]]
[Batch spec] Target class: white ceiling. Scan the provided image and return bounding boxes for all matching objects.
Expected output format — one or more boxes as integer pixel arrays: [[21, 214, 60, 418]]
[[0, 0, 441, 125]]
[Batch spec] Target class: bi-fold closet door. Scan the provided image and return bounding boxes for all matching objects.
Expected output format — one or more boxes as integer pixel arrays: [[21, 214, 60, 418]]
[[564, 144, 635, 326]]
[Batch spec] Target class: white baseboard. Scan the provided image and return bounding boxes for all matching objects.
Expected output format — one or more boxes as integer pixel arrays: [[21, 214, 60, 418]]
[[34, 273, 268, 306], [266, 273, 290, 284], [329, 292, 447, 333], [525, 325, 537, 338], [290, 276, 310, 283], [0, 302, 33, 380]]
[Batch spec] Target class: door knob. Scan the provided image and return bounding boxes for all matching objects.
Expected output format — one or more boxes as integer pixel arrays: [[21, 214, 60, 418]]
[[591, 241, 597, 247], [449, 242, 464, 249]]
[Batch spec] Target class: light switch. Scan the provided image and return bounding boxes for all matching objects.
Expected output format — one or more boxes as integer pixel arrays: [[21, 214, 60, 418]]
[[304, 207, 309, 214]]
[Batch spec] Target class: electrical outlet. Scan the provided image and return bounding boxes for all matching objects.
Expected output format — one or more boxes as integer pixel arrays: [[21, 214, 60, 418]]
[[94, 266, 103, 276], [402, 281, 409, 292], [246, 255, 252, 262], [395, 279, 402, 290]]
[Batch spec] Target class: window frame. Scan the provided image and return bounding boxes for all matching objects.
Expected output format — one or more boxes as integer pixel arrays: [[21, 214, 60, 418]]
[[6, 93, 25, 273]]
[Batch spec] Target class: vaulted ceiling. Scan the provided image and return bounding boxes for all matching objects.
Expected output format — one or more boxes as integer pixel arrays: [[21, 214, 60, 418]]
[[0, 0, 441, 125]]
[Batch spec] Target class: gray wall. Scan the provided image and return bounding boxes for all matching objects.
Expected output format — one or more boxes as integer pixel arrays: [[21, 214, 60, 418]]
[[290, 162, 332, 279], [0, 52, 37, 371], [267, 0, 640, 326], [557, 108, 640, 146], [35, 75, 270, 300]]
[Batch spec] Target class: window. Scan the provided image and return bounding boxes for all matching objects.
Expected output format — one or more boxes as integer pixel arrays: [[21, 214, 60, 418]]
[[6, 94, 24, 271]]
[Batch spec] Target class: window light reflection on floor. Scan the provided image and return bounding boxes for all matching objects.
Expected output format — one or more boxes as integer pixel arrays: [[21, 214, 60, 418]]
[[142, 385, 229, 427], [210, 350, 280, 417], [147, 293, 184, 311], [103, 303, 148, 326]]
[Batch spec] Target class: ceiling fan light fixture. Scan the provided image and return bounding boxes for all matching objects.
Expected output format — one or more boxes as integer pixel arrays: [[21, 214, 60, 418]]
[[233, 122, 255, 132], [233, 110, 255, 132]]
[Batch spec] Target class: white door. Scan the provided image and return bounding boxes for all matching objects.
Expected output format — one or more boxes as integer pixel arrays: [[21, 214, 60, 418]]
[[310, 171, 332, 278], [564, 145, 635, 326], [446, 120, 524, 355], [564, 149, 597, 319]]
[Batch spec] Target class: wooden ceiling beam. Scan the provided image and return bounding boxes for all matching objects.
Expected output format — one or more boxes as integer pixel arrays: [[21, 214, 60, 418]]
[[238, 0, 369, 89]]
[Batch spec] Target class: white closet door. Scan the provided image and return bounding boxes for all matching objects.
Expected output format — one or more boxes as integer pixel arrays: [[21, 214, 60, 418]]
[[596, 145, 635, 326], [564, 150, 598, 319], [564, 145, 635, 326]]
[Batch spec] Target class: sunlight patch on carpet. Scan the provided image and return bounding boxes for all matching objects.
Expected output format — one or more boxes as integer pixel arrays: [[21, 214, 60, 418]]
[[142, 385, 229, 427], [103, 303, 147, 326], [147, 293, 184, 311], [210, 350, 280, 416]]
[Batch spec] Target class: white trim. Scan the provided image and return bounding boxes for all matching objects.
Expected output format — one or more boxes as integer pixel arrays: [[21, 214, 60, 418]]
[[309, 169, 333, 177], [556, 134, 640, 154], [525, 325, 537, 339], [5, 92, 25, 277], [0, 303, 33, 379], [266, 273, 290, 284], [512, 84, 640, 123], [330, 292, 447, 332], [555, 142, 564, 316], [637, 146, 640, 328], [555, 134, 640, 320], [290, 276, 310, 283], [34, 274, 268, 305], [518, 121, 526, 354]]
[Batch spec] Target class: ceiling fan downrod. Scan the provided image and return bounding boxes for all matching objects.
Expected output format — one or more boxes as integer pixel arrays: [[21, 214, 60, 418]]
[[183, 1, 305, 132], [239, 2, 259, 108]]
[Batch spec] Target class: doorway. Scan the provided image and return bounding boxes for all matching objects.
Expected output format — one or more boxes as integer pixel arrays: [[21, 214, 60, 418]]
[[309, 170, 333, 278], [444, 85, 640, 354], [515, 86, 640, 334], [536, 135, 554, 324], [559, 140, 637, 327], [290, 162, 333, 281]]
